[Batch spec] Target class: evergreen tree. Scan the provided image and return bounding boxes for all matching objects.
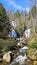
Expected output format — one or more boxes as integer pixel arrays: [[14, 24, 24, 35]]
[[0, 3, 10, 37]]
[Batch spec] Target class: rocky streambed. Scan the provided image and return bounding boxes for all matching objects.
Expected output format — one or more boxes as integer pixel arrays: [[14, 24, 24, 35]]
[[9, 45, 37, 65], [0, 40, 37, 65], [9, 46, 28, 65]]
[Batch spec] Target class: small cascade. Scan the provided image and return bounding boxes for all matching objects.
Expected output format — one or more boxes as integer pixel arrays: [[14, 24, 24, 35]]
[[9, 46, 28, 65]]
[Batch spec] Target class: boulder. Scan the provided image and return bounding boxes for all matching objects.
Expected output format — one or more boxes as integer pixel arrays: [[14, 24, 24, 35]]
[[3, 53, 11, 63]]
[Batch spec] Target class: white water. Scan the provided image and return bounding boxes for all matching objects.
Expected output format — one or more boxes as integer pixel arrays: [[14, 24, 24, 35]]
[[9, 46, 28, 65]]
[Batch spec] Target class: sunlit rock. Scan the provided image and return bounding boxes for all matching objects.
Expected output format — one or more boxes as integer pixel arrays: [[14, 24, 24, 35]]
[[3, 51, 13, 63]]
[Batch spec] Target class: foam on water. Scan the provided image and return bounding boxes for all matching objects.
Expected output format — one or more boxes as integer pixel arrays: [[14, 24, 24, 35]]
[[9, 46, 28, 65]]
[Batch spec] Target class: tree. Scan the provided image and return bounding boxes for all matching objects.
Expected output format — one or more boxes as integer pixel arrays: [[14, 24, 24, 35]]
[[30, 6, 36, 18], [0, 3, 10, 37], [14, 10, 21, 19]]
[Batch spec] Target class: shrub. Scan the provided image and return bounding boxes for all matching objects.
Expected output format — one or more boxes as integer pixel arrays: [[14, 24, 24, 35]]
[[0, 38, 17, 52], [28, 41, 37, 49]]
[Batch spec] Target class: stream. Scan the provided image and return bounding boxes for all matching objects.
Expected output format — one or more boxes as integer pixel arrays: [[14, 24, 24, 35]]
[[9, 46, 28, 65]]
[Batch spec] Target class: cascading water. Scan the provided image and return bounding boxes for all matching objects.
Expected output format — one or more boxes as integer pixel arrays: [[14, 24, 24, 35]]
[[9, 46, 28, 65]]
